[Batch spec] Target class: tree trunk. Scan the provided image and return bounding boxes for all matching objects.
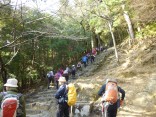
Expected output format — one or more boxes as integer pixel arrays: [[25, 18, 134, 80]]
[[123, 12, 135, 42], [122, 4, 135, 45], [0, 53, 7, 91], [97, 34, 101, 48], [108, 21, 119, 62], [91, 32, 97, 48]]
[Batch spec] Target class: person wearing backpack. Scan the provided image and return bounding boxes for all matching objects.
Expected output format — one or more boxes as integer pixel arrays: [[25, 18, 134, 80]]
[[0, 78, 26, 117], [55, 77, 69, 117], [54, 71, 62, 89], [98, 78, 125, 117], [63, 69, 69, 83], [90, 53, 95, 63], [82, 55, 87, 67], [47, 70, 54, 89], [71, 65, 76, 79]]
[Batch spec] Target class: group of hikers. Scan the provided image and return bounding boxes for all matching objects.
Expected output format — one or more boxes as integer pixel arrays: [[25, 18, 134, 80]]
[[0, 46, 126, 117], [46, 64, 76, 89], [46, 47, 99, 90], [54, 76, 125, 117]]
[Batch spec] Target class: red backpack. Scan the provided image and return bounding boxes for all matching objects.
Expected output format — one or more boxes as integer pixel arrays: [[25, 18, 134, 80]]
[[104, 82, 118, 104], [1, 93, 23, 117]]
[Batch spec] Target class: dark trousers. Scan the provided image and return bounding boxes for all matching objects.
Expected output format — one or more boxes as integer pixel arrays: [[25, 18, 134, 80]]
[[91, 56, 95, 63], [63, 74, 69, 82], [56, 80, 59, 89], [107, 102, 118, 117], [56, 104, 69, 117], [71, 70, 76, 79], [83, 61, 87, 67]]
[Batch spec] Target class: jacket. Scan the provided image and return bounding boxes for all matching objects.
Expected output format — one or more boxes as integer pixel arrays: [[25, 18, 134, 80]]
[[55, 84, 67, 103], [55, 84, 66, 99]]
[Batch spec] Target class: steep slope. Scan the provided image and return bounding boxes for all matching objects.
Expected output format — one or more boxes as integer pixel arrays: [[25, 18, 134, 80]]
[[74, 37, 156, 117]]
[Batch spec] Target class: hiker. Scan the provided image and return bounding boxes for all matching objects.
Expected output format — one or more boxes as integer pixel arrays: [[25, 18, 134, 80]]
[[82, 55, 87, 67], [86, 52, 90, 64], [98, 78, 125, 117], [90, 53, 95, 63], [77, 61, 82, 71], [54, 71, 62, 89], [59, 67, 64, 75], [0, 78, 26, 117], [100, 45, 104, 52], [65, 65, 71, 75], [55, 77, 69, 117], [92, 48, 97, 56], [71, 65, 76, 79], [47, 70, 54, 89], [63, 68, 69, 83]]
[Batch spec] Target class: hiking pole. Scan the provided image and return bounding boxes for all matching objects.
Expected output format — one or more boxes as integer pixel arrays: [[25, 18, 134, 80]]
[[70, 106, 73, 117]]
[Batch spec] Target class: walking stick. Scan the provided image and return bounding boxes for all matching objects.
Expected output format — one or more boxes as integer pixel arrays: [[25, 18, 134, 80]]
[[70, 106, 73, 117]]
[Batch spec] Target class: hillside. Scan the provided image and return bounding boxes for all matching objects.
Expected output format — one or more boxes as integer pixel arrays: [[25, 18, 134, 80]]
[[25, 37, 156, 117], [73, 37, 156, 117]]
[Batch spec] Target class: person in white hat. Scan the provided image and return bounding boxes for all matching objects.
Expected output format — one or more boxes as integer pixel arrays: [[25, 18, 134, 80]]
[[0, 78, 26, 117], [4, 78, 18, 88], [55, 77, 69, 117]]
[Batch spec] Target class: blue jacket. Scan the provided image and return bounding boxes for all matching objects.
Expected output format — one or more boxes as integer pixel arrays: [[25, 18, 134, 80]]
[[82, 56, 87, 62], [98, 84, 125, 100]]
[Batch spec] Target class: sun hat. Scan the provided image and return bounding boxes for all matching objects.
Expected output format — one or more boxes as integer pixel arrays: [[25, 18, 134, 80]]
[[58, 77, 66, 82], [106, 78, 117, 84], [4, 78, 18, 87]]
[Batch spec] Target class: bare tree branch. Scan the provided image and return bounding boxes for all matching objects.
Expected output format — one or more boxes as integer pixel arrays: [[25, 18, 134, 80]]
[[25, 15, 52, 24], [0, 1, 11, 8], [5, 48, 20, 65]]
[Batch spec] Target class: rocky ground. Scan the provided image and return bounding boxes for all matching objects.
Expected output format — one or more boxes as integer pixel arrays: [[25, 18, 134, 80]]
[[25, 37, 156, 117]]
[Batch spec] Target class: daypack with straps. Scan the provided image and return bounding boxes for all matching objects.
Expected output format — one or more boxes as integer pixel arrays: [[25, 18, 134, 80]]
[[67, 84, 77, 106], [1, 93, 23, 117], [103, 82, 119, 104], [47, 71, 54, 78]]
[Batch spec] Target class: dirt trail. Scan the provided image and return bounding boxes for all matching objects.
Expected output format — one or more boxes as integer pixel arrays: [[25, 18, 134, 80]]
[[25, 37, 156, 117]]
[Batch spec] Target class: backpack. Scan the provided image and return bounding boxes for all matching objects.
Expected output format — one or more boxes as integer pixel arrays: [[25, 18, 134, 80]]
[[103, 82, 118, 104], [47, 71, 54, 78], [47, 73, 51, 78], [63, 69, 68, 75], [1, 93, 23, 117], [67, 84, 77, 106]]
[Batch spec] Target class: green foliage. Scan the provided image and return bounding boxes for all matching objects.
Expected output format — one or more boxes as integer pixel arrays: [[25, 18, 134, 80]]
[[49, 39, 87, 69], [136, 22, 156, 38], [0, 80, 3, 91], [0, 0, 155, 91]]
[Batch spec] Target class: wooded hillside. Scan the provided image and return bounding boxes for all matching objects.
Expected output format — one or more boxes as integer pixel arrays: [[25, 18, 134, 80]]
[[0, 0, 155, 91]]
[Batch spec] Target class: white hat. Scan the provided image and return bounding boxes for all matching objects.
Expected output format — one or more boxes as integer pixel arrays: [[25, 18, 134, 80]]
[[58, 77, 66, 82], [4, 78, 18, 87], [106, 78, 117, 84]]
